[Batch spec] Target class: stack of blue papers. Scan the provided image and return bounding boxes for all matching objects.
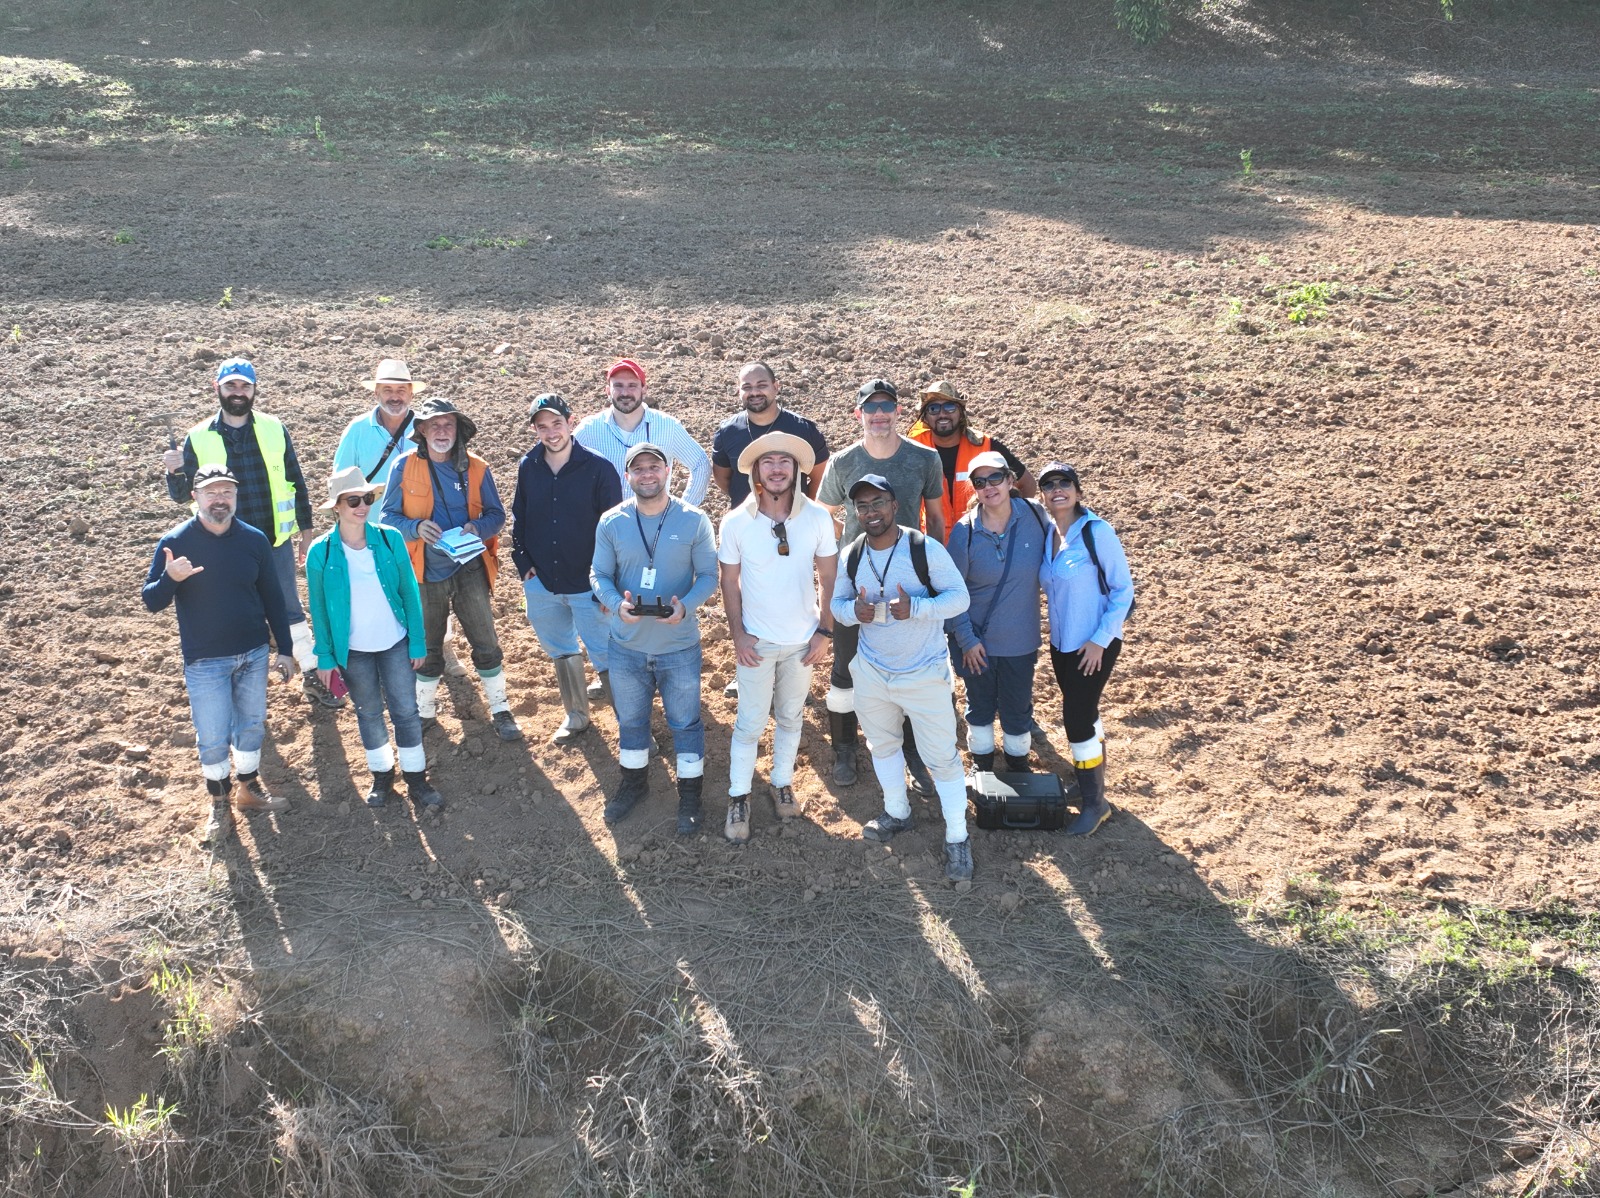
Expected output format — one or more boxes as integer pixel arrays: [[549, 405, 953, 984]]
[[436, 527, 486, 564]]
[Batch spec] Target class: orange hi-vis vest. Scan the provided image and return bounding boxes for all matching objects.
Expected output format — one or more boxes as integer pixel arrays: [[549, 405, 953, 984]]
[[398, 451, 500, 588], [908, 422, 993, 544]]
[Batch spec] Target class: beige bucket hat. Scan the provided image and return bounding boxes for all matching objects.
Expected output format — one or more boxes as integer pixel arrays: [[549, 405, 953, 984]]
[[737, 430, 816, 477], [361, 358, 428, 394], [320, 464, 386, 510]]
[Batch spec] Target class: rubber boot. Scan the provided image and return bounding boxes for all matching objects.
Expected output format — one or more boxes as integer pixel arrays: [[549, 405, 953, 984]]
[[903, 718, 936, 797], [1003, 753, 1030, 773], [605, 766, 650, 825], [550, 654, 592, 745], [1065, 761, 1111, 837], [676, 775, 703, 837], [365, 768, 396, 808], [971, 752, 996, 773], [404, 770, 445, 812], [828, 711, 858, 787]]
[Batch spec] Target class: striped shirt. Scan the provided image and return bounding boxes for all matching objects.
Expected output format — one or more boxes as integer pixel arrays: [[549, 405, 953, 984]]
[[573, 406, 711, 506]]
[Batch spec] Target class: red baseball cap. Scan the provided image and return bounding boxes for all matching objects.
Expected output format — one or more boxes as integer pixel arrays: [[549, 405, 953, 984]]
[[605, 358, 646, 387]]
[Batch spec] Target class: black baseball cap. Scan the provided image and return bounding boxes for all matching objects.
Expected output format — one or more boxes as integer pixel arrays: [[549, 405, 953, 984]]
[[528, 392, 571, 422], [855, 379, 898, 406], [848, 474, 896, 500]]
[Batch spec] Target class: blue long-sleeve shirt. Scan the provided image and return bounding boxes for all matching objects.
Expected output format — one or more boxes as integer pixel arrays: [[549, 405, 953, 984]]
[[510, 441, 622, 593], [142, 517, 293, 664], [332, 407, 415, 522], [591, 498, 718, 655], [1040, 508, 1134, 651], [830, 527, 970, 676], [945, 498, 1048, 657], [379, 450, 506, 583]]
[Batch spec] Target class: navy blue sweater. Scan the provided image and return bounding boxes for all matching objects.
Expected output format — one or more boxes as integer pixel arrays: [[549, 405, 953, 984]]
[[142, 517, 293, 664]]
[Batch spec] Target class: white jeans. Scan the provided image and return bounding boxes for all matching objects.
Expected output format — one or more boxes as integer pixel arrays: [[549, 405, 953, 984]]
[[728, 639, 813, 796], [850, 653, 968, 841]]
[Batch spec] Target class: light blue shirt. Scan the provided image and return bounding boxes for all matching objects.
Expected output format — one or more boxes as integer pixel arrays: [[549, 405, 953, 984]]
[[332, 407, 414, 523], [1040, 508, 1133, 651], [830, 528, 970, 676], [591, 498, 718, 655], [573, 407, 711, 506]]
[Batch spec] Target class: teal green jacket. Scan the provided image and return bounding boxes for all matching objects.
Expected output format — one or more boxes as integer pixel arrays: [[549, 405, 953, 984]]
[[306, 523, 426, 669]]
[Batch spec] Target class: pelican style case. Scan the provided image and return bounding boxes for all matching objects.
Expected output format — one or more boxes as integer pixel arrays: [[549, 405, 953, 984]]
[[968, 770, 1068, 832]]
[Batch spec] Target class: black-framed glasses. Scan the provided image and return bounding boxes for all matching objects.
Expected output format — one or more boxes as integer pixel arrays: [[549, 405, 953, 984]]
[[853, 498, 894, 513], [769, 520, 790, 556], [970, 472, 1009, 490], [857, 400, 897, 415], [342, 492, 377, 508], [923, 400, 962, 415]]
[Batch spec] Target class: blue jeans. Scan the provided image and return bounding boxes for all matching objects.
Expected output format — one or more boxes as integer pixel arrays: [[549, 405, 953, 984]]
[[952, 639, 1037, 736], [184, 644, 269, 769], [608, 642, 704, 760], [271, 538, 307, 626], [522, 575, 609, 670], [342, 636, 423, 752]]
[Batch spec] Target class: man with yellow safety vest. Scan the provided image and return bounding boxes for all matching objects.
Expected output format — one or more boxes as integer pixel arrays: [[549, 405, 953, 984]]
[[906, 380, 1036, 544], [162, 358, 342, 709]]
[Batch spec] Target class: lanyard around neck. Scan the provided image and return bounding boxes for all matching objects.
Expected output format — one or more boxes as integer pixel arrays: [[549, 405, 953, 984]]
[[634, 502, 670, 566], [863, 530, 902, 596]]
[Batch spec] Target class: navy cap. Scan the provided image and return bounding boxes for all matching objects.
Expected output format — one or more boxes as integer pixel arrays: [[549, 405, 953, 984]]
[[848, 474, 895, 500], [528, 392, 571, 422], [855, 378, 898, 406]]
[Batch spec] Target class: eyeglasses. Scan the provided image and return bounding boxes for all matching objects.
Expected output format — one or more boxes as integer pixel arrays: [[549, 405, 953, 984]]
[[970, 473, 1009, 490], [1039, 477, 1078, 492], [857, 400, 898, 415], [853, 498, 894, 513], [770, 520, 790, 557], [341, 492, 377, 508], [923, 401, 961, 415]]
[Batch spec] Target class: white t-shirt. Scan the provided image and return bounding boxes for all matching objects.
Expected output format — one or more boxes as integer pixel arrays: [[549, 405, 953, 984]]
[[717, 496, 838, 646], [343, 542, 408, 653]]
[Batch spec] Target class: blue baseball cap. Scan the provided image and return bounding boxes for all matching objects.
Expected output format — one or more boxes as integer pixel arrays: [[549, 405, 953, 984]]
[[215, 357, 257, 386]]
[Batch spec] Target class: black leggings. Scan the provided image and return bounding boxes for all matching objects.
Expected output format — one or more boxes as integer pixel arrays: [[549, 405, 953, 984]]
[[1049, 638, 1122, 746]]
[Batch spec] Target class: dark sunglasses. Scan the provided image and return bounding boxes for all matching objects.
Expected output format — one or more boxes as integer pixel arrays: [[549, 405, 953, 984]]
[[1039, 476, 1079, 492], [970, 472, 1010, 490], [770, 520, 790, 557], [857, 400, 898, 415], [923, 400, 962, 415], [341, 492, 377, 508]]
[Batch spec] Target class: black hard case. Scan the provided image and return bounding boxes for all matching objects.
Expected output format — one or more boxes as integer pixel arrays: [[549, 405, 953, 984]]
[[967, 770, 1069, 831]]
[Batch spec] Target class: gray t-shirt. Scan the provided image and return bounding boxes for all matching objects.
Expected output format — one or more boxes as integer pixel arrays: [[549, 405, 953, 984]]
[[816, 437, 945, 544]]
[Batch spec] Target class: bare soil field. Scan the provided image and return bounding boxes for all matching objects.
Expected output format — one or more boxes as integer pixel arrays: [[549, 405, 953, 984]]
[[2, 3, 1599, 1195]]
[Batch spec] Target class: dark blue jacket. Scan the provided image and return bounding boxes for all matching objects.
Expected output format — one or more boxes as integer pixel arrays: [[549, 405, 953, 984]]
[[142, 517, 292, 664], [509, 440, 623, 594]]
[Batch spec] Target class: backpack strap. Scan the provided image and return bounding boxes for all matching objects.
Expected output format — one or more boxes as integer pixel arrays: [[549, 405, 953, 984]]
[[1080, 519, 1112, 599], [844, 533, 867, 590], [846, 529, 937, 596]]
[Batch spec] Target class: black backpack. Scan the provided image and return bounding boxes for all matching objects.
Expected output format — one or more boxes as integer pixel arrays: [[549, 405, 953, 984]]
[[1078, 519, 1135, 620], [844, 529, 938, 597]]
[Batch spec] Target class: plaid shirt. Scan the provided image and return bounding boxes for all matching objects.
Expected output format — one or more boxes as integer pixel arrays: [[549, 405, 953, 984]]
[[166, 412, 314, 537]]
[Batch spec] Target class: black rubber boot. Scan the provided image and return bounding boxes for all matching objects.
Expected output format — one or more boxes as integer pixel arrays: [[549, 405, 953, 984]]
[[1065, 762, 1111, 837], [676, 775, 703, 837], [403, 770, 446, 812], [903, 717, 936, 797], [365, 769, 396, 808], [1003, 753, 1030, 773], [970, 751, 995, 773], [828, 711, 858, 787], [605, 766, 650, 825]]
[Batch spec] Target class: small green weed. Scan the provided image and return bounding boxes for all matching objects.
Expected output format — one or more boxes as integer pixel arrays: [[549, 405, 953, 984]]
[[1239, 147, 1255, 178], [217, 286, 233, 309], [102, 1094, 179, 1148], [1279, 281, 1333, 324], [5, 140, 21, 169], [376, 295, 393, 304], [10, 324, 22, 343], [875, 158, 901, 185], [151, 964, 215, 1063], [424, 234, 455, 250], [112, 228, 134, 245], [312, 115, 341, 160]]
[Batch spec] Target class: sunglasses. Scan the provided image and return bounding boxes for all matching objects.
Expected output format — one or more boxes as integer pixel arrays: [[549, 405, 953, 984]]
[[923, 400, 962, 415], [770, 520, 790, 557], [1039, 477, 1079, 492], [341, 492, 377, 508], [970, 472, 1010, 490], [857, 400, 898, 415]]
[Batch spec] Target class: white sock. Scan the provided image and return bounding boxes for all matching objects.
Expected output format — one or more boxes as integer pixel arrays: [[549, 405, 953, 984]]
[[365, 744, 395, 773], [870, 751, 911, 819], [397, 744, 426, 773], [416, 674, 441, 718], [935, 775, 969, 842], [479, 668, 510, 714], [232, 749, 260, 775], [967, 723, 996, 755]]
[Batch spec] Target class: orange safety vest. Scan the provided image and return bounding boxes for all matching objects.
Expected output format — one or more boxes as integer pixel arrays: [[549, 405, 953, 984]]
[[907, 423, 993, 544], [398, 452, 500, 588]]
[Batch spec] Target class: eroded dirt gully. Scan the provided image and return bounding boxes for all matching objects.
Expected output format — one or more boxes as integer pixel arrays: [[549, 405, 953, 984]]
[[1, 12, 1598, 1189]]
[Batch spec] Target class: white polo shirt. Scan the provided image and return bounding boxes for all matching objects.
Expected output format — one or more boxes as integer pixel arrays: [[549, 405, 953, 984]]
[[718, 493, 838, 646]]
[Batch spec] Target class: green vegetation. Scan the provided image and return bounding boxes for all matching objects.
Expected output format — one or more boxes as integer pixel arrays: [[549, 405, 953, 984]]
[[112, 227, 134, 244], [1276, 281, 1334, 324], [216, 285, 233, 309]]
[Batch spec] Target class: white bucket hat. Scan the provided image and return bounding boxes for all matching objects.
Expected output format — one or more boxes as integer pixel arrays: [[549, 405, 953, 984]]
[[361, 358, 428, 394]]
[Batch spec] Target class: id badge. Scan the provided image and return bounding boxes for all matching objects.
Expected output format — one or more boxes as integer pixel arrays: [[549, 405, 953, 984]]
[[639, 567, 658, 591]]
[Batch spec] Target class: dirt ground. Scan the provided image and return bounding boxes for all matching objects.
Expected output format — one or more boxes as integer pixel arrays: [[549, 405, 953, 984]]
[[2, 3, 1599, 1194]]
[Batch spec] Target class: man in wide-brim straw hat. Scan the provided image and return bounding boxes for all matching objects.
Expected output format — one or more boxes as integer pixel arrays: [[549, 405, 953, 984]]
[[334, 359, 428, 517], [378, 397, 523, 742], [716, 431, 839, 843]]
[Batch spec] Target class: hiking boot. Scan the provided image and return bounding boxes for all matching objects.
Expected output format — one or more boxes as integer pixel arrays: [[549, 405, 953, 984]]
[[604, 766, 650, 826], [724, 797, 750, 844], [491, 710, 524, 742], [231, 773, 289, 813], [944, 838, 974, 883], [862, 811, 915, 842], [676, 776, 703, 837], [403, 770, 445, 811], [723, 678, 739, 698], [1003, 753, 1030, 773], [302, 671, 346, 710], [201, 801, 232, 846], [1065, 762, 1111, 837], [770, 783, 802, 821], [970, 751, 996, 774], [365, 769, 396, 808]]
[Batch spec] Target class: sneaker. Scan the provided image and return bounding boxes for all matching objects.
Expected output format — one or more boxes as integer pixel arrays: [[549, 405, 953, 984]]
[[442, 640, 470, 678], [231, 775, 289, 813], [770, 783, 801, 821], [301, 671, 346, 709], [944, 839, 974, 883], [604, 767, 649, 826], [723, 678, 739, 698], [862, 811, 915, 842], [724, 798, 750, 844], [491, 710, 524, 742], [200, 802, 232, 846]]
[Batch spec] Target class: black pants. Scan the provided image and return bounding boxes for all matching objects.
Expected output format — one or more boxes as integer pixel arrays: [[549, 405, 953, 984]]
[[1049, 638, 1121, 746], [829, 621, 859, 692]]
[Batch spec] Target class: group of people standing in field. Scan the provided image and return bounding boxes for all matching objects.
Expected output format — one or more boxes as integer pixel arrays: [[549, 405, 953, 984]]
[[143, 353, 1134, 883]]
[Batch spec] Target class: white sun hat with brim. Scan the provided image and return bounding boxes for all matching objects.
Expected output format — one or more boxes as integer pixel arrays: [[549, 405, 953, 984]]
[[737, 430, 816, 477], [361, 358, 428, 394], [320, 464, 386, 510]]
